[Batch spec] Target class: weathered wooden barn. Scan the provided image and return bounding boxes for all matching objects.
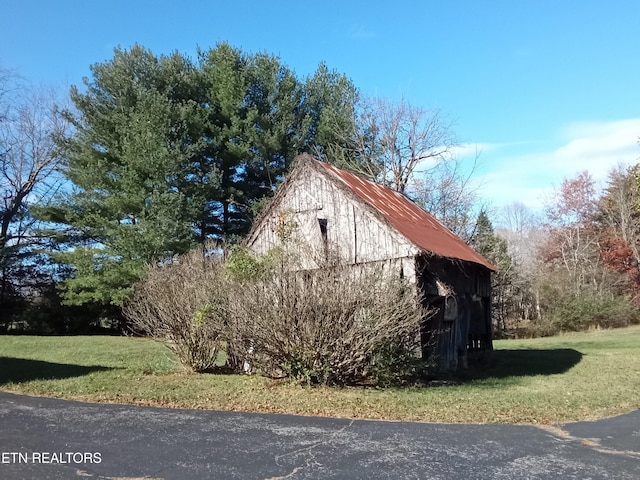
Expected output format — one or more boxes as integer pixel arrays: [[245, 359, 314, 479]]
[[245, 154, 496, 369]]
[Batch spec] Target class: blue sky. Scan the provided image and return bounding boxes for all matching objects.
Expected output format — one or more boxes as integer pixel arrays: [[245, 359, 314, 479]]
[[2, 0, 639, 218]]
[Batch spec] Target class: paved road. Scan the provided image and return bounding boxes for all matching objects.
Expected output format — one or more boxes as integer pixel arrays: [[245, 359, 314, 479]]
[[0, 391, 638, 479]]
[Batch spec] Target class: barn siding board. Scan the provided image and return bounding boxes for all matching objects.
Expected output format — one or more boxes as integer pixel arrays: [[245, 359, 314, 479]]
[[246, 155, 494, 370]]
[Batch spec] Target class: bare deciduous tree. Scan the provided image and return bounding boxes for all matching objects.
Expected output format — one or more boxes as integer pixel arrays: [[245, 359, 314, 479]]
[[1, 91, 66, 247], [495, 202, 545, 323], [410, 153, 482, 243], [0, 72, 69, 318], [499, 202, 544, 270], [326, 97, 457, 194], [501, 202, 537, 237]]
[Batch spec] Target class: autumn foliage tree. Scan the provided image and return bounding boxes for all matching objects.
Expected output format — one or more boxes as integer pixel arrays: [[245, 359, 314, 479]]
[[597, 165, 640, 303], [535, 170, 639, 331], [541, 171, 602, 298]]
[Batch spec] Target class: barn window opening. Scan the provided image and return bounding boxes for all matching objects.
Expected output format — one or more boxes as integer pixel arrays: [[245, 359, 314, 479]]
[[318, 218, 328, 260], [444, 295, 458, 322]]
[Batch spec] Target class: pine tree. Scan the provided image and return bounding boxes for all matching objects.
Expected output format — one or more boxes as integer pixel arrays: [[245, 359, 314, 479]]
[[39, 46, 200, 305], [472, 211, 515, 332], [39, 44, 359, 308]]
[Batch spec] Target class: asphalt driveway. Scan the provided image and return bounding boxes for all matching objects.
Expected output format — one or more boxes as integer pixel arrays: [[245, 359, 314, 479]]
[[0, 391, 638, 479]]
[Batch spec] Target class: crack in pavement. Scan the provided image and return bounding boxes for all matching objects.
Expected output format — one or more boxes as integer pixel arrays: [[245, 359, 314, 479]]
[[537, 424, 640, 459], [270, 419, 356, 479], [74, 469, 165, 480], [264, 466, 303, 480]]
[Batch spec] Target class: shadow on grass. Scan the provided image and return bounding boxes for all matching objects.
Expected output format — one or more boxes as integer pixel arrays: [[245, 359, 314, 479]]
[[460, 348, 583, 381], [0, 357, 113, 385]]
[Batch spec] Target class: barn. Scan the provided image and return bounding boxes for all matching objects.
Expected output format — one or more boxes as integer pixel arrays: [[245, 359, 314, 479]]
[[245, 154, 496, 369]]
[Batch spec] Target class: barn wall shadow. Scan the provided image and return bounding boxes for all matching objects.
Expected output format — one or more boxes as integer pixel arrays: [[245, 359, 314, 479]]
[[0, 357, 113, 385], [461, 348, 583, 381]]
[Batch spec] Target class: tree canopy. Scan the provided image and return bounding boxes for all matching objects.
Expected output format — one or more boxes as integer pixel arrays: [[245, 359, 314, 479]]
[[40, 43, 358, 307]]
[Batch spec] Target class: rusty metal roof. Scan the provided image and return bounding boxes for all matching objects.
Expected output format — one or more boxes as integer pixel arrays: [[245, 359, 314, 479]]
[[317, 160, 496, 271]]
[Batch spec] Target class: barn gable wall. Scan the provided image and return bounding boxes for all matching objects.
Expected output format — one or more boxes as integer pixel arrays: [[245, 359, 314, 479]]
[[248, 163, 420, 275]]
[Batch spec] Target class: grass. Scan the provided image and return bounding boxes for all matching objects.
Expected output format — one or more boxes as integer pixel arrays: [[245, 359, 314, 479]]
[[1, 326, 639, 425]]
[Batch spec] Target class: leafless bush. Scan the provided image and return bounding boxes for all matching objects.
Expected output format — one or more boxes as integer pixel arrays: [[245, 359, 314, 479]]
[[123, 248, 227, 372], [125, 245, 432, 383], [226, 257, 430, 385]]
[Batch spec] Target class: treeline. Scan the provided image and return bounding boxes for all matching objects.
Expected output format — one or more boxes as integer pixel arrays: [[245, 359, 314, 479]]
[[1, 43, 639, 337], [475, 167, 640, 337], [1, 43, 359, 332]]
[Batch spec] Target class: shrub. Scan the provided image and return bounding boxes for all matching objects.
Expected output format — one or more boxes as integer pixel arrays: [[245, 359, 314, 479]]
[[551, 295, 639, 332], [125, 245, 432, 384], [226, 257, 430, 386], [123, 248, 227, 372], [509, 319, 560, 339]]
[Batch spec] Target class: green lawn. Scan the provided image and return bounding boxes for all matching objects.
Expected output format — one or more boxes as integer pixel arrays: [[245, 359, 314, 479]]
[[1, 326, 639, 424]]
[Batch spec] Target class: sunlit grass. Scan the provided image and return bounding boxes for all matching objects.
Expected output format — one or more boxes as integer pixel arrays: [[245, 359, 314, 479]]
[[1, 326, 639, 424]]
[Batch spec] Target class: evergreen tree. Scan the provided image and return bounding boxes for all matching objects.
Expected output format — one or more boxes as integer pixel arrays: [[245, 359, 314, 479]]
[[472, 211, 515, 332], [40, 44, 358, 308], [39, 46, 200, 305]]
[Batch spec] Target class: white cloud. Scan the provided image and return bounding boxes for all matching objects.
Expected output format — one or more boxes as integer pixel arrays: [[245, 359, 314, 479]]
[[554, 118, 640, 177], [474, 164, 556, 212], [413, 142, 500, 173], [450, 142, 498, 159], [348, 24, 375, 40], [473, 118, 640, 213]]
